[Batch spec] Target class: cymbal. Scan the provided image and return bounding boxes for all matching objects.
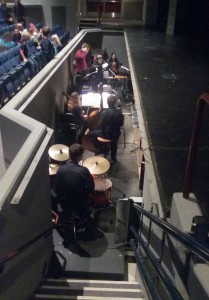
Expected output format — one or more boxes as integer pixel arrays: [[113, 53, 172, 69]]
[[48, 144, 69, 162], [49, 164, 59, 175], [83, 156, 110, 175]]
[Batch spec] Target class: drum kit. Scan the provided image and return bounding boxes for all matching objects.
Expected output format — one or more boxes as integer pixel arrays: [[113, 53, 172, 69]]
[[48, 144, 70, 176], [83, 156, 112, 207], [48, 144, 112, 207]]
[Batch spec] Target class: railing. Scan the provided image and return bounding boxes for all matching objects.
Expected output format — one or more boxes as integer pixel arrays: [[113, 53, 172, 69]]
[[0, 227, 52, 275], [183, 92, 209, 198], [129, 202, 209, 300]]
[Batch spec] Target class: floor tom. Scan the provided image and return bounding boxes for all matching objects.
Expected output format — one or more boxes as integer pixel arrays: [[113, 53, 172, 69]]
[[91, 178, 112, 207]]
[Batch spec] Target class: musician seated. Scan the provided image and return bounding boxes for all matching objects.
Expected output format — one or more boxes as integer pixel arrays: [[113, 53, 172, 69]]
[[86, 94, 123, 163], [89, 54, 105, 92], [64, 92, 88, 139], [65, 92, 86, 117], [108, 52, 120, 76], [54, 144, 95, 219]]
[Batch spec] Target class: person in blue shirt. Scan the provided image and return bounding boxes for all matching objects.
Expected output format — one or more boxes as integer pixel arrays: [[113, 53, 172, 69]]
[[0, 32, 15, 51]]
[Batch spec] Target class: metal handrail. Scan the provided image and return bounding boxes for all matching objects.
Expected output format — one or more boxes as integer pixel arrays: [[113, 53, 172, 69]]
[[133, 203, 209, 262], [130, 230, 184, 300], [129, 202, 209, 300], [130, 239, 162, 300]]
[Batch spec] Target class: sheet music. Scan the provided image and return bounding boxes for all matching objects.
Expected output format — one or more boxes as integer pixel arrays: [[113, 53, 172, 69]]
[[81, 93, 100, 108], [81, 92, 109, 109], [102, 92, 109, 109]]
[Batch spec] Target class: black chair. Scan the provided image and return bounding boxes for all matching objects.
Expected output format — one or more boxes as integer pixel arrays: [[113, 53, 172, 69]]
[[59, 113, 82, 144]]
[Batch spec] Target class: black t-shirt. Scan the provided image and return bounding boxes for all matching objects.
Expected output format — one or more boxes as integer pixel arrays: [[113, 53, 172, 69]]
[[20, 42, 28, 60], [54, 161, 94, 213], [99, 107, 123, 139]]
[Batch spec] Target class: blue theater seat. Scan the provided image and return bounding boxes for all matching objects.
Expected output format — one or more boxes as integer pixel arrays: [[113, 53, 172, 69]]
[[1, 61, 21, 91], [0, 78, 7, 107], [0, 72, 16, 99]]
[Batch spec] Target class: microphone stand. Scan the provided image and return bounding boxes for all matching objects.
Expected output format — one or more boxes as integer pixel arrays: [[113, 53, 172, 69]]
[[108, 68, 120, 81], [83, 68, 98, 80]]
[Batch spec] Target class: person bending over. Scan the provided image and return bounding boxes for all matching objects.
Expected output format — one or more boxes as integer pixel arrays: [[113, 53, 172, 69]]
[[54, 144, 95, 218], [86, 94, 123, 163]]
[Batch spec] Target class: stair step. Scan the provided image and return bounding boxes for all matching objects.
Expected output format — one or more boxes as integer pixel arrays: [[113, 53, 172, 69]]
[[36, 286, 143, 298], [31, 279, 144, 299], [33, 296, 144, 299], [44, 278, 141, 289]]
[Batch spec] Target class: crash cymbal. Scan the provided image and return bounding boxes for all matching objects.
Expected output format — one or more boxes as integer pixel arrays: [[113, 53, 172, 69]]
[[48, 144, 69, 162], [49, 164, 59, 175], [83, 156, 110, 175]]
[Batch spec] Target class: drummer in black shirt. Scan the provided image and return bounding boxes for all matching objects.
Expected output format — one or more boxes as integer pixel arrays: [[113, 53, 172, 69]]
[[54, 144, 95, 218]]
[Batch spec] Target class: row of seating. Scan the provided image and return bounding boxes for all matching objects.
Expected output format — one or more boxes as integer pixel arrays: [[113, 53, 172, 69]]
[[0, 24, 70, 108], [0, 42, 46, 106], [0, 19, 7, 25], [0, 24, 15, 35]]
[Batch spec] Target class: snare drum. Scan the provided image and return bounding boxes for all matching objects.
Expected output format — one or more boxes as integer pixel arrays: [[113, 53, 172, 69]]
[[91, 178, 112, 207]]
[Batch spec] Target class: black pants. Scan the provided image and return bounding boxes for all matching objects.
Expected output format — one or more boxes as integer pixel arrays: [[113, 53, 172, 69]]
[[88, 130, 118, 160]]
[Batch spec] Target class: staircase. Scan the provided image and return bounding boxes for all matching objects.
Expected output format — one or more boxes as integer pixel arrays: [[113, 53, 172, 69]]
[[29, 169, 145, 299], [79, 19, 98, 30], [30, 278, 144, 299]]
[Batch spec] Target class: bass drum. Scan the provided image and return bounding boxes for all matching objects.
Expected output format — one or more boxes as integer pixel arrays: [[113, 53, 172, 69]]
[[91, 178, 112, 207]]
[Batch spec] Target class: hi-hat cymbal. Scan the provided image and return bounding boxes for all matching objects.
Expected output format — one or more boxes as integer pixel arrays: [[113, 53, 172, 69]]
[[83, 156, 110, 175], [49, 164, 59, 175], [48, 144, 69, 162]]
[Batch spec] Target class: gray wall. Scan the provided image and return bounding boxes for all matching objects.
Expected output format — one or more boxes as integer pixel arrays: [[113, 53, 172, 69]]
[[0, 29, 101, 299]]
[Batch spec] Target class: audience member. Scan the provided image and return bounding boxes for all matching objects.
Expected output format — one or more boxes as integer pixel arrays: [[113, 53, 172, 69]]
[[28, 27, 41, 50], [86, 94, 123, 163], [0, 0, 13, 24], [51, 34, 62, 55], [0, 31, 15, 51], [54, 144, 95, 218], [0, 0, 7, 20], [40, 26, 55, 64], [19, 31, 39, 76], [28, 22, 38, 33], [16, 22, 27, 35], [12, 27, 21, 44], [13, 0, 26, 28]]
